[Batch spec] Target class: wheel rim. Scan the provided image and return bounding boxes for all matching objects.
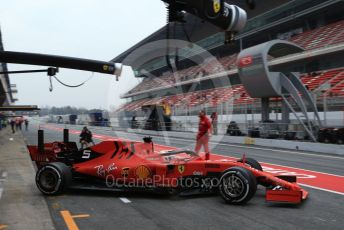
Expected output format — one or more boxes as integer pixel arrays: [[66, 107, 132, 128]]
[[222, 174, 245, 198], [39, 170, 58, 191]]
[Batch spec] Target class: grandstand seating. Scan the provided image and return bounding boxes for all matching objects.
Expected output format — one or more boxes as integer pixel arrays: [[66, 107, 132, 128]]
[[329, 81, 344, 96], [290, 20, 344, 50], [120, 20, 344, 112], [302, 69, 343, 91], [125, 20, 344, 95], [326, 71, 344, 96], [118, 68, 344, 112], [126, 55, 237, 94]]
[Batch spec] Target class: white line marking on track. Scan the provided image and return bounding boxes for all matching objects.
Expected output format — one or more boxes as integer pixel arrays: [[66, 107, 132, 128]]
[[119, 197, 131, 203], [299, 184, 344, 196], [2, 172, 7, 178]]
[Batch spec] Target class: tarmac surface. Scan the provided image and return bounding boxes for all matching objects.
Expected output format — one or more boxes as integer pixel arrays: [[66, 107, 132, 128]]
[[0, 127, 55, 230], [19, 122, 344, 230]]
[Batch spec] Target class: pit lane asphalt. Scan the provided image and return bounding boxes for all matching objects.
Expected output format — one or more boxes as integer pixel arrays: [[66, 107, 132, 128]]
[[23, 124, 344, 230]]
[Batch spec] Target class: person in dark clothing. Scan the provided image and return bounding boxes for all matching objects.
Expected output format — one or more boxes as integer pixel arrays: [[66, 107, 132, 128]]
[[79, 126, 95, 149], [10, 119, 15, 133], [15, 118, 20, 131], [19, 119, 23, 130], [24, 119, 29, 131]]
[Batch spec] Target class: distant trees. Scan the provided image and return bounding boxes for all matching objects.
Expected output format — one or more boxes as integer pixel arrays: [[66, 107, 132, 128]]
[[39, 106, 90, 116]]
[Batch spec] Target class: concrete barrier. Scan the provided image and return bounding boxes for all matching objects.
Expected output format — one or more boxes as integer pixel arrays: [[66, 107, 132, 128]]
[[121, 128, 344, 155]]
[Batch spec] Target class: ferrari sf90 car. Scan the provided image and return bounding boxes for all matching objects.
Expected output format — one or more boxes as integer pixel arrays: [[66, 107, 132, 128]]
[[27, 131, 308, 205]]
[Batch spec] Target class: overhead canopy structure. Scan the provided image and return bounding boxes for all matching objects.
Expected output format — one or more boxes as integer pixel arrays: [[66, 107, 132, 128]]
[[112, 0, 292, 67], [0, 105, 40, 111]]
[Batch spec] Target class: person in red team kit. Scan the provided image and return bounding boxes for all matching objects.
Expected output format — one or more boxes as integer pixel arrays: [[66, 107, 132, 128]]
[[195, 111, 213, 160]]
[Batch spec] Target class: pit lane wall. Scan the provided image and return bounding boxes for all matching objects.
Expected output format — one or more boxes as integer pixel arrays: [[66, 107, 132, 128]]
[[121, 128, 344, 155]]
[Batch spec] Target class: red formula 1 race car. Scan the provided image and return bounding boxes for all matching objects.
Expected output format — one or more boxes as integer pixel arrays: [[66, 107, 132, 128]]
[[27, 129, 308, 205]]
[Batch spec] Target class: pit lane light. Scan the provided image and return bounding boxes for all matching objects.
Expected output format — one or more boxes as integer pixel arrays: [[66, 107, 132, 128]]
[[162, 0, 253, 43]]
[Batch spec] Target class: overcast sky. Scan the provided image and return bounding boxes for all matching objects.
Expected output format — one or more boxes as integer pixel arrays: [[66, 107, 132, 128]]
[[0, 0, 166, 110]]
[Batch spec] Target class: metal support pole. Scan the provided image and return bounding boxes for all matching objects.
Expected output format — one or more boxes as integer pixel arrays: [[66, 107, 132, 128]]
[[0, 51, 122, 75], [281, 99, 290, 131], [38, 130, 44, 154], [252, 102, 255, 125], [323, 93, 327, 126], [63, 129, 69, 143], [245, 103, 248, 132], [261, 98, 270, 121], [0, 69, 53, 75]]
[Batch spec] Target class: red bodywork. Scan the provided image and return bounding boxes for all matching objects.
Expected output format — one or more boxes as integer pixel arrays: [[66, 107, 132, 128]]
[[27, 139, 309, 203]]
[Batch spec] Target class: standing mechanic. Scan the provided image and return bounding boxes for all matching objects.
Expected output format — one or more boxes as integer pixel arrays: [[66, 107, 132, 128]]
[[195, 111, 213, 160]]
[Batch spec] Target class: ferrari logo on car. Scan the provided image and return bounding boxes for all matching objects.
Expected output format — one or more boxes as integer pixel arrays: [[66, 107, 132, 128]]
[[213, 0, 221, 14], [135, 165, 152, 179], [121, 167, 130, 178], [178, 165, 185, 174]]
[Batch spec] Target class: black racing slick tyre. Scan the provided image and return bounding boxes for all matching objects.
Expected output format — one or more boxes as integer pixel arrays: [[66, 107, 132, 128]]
[[36, 162, 72, 195], [219, 167, 257, 204], [238, 157, 263, 171]]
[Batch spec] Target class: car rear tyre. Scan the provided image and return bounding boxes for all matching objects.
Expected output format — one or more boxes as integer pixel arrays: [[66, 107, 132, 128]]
[[238, 157, 263, 171], [219, 167, 257, 204], [36, 162, 72, 195]]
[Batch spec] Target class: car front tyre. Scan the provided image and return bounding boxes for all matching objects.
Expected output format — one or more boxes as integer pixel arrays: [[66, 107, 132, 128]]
[[219, 167, 257, 204]]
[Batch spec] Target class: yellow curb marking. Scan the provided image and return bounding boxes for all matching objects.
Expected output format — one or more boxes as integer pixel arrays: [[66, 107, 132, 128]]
[[51, 202, 61, 210], [60, 210, 90, 230], [71, 214, 90, 218]]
